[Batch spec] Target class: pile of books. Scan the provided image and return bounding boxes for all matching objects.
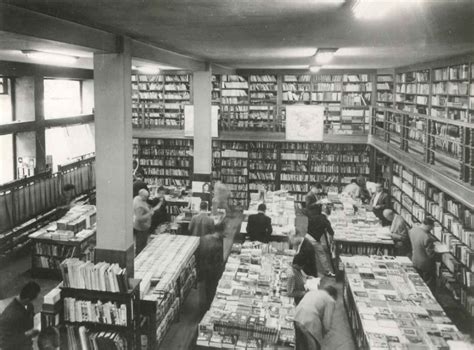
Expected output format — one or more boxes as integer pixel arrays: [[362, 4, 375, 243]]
[[341, 255, 465, 349], [246, 190, 296, 228], [197, 242, 296, 348], [66, 325, 127, 350], [60, 258, 129, 292]]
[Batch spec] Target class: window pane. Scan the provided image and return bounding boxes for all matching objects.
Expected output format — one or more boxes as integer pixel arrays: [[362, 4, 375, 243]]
[[0, 134, 14, 184], [0, 77, 13, 124], [44, 79, 82, 119], [45, 123, 95, 172]]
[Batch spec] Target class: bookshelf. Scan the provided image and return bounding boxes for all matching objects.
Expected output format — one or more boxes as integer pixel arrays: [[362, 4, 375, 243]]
[[60, 278, 141, 350], [395, 69, 430, 115], [374, 150, 474, 317], [248, 141, 279, 194], [134, 138, 193, 187], [280, 142, 310, 203], [131, 73, 191, 129], [248, 75, 278, 132], [376, 73, 394, 108], [311, 74, 343, 134], [282, 74, 312, 104]]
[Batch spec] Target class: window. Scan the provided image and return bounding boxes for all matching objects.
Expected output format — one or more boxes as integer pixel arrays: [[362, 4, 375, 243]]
[[44, 79, 82, 119], [0, 134, 14, 184], [0, 77, 13, 124], [45, 123, 95, 172]]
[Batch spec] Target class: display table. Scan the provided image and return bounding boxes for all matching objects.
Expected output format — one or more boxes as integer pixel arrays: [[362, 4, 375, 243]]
[[135, 234, 199, 349], [196, 242, 296, 349], [328, 200, 394, 273], [341, 255, 465, 349], [29, 204, 97, 278]]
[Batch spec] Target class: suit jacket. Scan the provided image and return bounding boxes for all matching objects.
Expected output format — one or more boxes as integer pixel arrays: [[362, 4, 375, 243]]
[[198, 234, 224, 281], [370, 191, 390, 220], [246, 212, 272, 243], [409, 227, 436, 272], [189, 212, 215, 237], [295, 290, 336, 344], [294, 238, 318, 277], [308, 214, 334, 242], [0, 298, 34, 350]]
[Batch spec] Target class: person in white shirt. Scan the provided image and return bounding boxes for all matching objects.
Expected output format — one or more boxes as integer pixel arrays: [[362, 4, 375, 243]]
[[369, 183, 391, 226], [342, 179, 361, 199]]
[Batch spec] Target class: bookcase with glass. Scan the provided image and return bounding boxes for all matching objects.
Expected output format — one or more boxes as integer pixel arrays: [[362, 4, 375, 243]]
[[374, 150, 474, 317], [134, 138, 193, 188], [131, 73, 191, 129]]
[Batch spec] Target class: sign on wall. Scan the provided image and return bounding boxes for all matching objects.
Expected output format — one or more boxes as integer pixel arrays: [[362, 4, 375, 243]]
[[285, 105, 325, 142], [184, 105, 219, 137]]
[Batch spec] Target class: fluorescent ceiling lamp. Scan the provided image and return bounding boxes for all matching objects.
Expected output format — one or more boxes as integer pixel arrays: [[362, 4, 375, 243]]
[[21, 50, 78, 64], [314, 49, 338, 64], [135, 65, 161, 74], [309, 65, 322, 73], [352, 0, 409, 20]]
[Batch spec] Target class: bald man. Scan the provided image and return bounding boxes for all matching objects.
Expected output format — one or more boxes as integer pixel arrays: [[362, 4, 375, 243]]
[[383, 209, 410, 256]]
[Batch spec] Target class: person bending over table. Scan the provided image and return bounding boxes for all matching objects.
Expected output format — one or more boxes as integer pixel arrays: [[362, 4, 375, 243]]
[[290, 229, 318, 278], [383, 209, 410, 256]]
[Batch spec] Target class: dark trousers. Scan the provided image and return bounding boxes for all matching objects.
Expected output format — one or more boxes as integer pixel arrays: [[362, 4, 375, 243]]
[[134, 229, 149, 256], [415, 267, 436, 294]]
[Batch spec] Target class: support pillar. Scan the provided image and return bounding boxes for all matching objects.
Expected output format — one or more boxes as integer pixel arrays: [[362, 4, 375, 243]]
[[192, 69, 212, 183], [93, 37, 134, 276], [34, 75, 46, 173]]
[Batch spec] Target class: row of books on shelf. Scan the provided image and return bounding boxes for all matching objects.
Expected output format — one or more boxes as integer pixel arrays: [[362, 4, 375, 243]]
[[60, 258, 130, 292], [138, 149, 190, 157], [433, 65, 469, 81], [64, 297, 128, 326], [143, 169, 190, 177], [66, 326, 128, 350], [437, 231, 474, 270]]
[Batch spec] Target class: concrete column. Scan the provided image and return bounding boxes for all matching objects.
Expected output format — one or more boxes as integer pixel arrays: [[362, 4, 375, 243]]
[[34, 75, 46, 174], [93, 37, 134, 275], [192, 69, 212, 178]]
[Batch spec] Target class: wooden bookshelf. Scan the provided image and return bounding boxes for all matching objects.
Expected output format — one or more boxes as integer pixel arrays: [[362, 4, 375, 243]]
[[376, 73, 394, 108], [134, 138, 193, 187], [395, 69, 430, 115], [131, 73, 191, 129], [248, 141, 279, 193], [374, 150, 474, 317]]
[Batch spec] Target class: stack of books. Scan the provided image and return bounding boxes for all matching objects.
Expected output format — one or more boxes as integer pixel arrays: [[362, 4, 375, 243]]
[[341, 255, 465, 349], [197, 242, 296, 348]]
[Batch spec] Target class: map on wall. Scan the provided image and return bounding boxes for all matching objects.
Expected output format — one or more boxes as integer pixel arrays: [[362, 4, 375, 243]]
[[184, 105, 218, 137], [286, 105, 325, 141]]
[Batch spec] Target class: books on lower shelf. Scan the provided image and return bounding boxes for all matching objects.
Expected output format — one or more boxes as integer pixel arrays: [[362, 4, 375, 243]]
[[342, 255, 465, 349], [64, 297, 128, 326], [65, 325, 128, 350], [60, 259, 129, 293], [197, 242, 296, 349]]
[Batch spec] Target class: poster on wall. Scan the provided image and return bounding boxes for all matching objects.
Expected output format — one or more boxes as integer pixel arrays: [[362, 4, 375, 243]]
[[285, 105, 325, 142], [184, 105, 218, 137]]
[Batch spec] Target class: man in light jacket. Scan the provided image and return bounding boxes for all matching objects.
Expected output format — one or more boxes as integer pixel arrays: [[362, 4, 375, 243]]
[[294, 285, 337, 350], [383, 209, 410, 256]]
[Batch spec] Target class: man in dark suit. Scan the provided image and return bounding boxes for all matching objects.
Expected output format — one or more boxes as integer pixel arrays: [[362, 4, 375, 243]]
[[189, 201, 215, 237], [0, 281, 41, 350], [369, 183, 391, 226], [290, 230, 318, 278], [246, 203, 273, 243]]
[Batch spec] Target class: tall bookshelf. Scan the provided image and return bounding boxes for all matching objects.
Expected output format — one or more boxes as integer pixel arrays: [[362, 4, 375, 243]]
[[280, 142, 310, 203], [374, 150, 474, 317], [281, 74, 312, 104], [312, 74, 343, 134], [131, 73, 191, 129], [376, 73, 394, 108], [395, 69, 430, 115], [248, 141, 279, 193], [134, 138, 193, 187]]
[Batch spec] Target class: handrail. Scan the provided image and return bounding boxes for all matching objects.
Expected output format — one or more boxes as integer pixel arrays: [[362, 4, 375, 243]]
[[0, 170, 53, 193]]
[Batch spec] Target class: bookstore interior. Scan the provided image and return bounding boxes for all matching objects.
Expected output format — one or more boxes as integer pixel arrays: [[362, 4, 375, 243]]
[[1, 1, 474, 349]]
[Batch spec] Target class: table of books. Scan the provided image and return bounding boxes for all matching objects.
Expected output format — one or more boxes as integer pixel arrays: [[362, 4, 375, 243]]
[[196, 242, 296, 349], [134, 234, 199, 349], [341, 255, 465, 349], [242, 190, 296, 245], [329, 199, 395, 273]]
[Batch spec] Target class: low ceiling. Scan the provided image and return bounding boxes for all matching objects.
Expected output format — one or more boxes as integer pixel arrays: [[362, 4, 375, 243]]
[[2, 0, 474, 69]]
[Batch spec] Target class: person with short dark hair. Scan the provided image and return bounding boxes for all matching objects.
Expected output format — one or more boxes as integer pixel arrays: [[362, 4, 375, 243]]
[[290, 230, 318, 278], [189, 201, 215, 237], [132, 174, 149, 198], [37, 327, 59, 350], [150, 186, 169, 231], [0, 281, 41, 350], [294, 285, 338, 350], [409, 217, 437, 292], [246, 203, 273, 243], [307, 204, 335, 277]]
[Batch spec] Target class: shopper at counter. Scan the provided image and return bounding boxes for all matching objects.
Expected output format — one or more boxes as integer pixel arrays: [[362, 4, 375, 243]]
[[0, 281, 41, 350], [409, 217, 437, 292], [246, 203, 273, 243], [290, 230, 318, 278], [383, 209, 410, 256], [133, 189, 161, 255], [294, 285, 337, 350], [150, 186, 169, 231], [189, 201, 215, 237], [132, 173, 149, 198], [307, 203, 335, 277], [369, 183, 391, 226]]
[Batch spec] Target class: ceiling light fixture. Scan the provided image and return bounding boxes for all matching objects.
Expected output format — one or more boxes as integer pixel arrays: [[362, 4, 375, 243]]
[[21, 50, 78, 64], [352, 0, 398, 20], [135, 65, 161, 74], [314, 48, 338, 65], [309, 65, 322, 73]]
